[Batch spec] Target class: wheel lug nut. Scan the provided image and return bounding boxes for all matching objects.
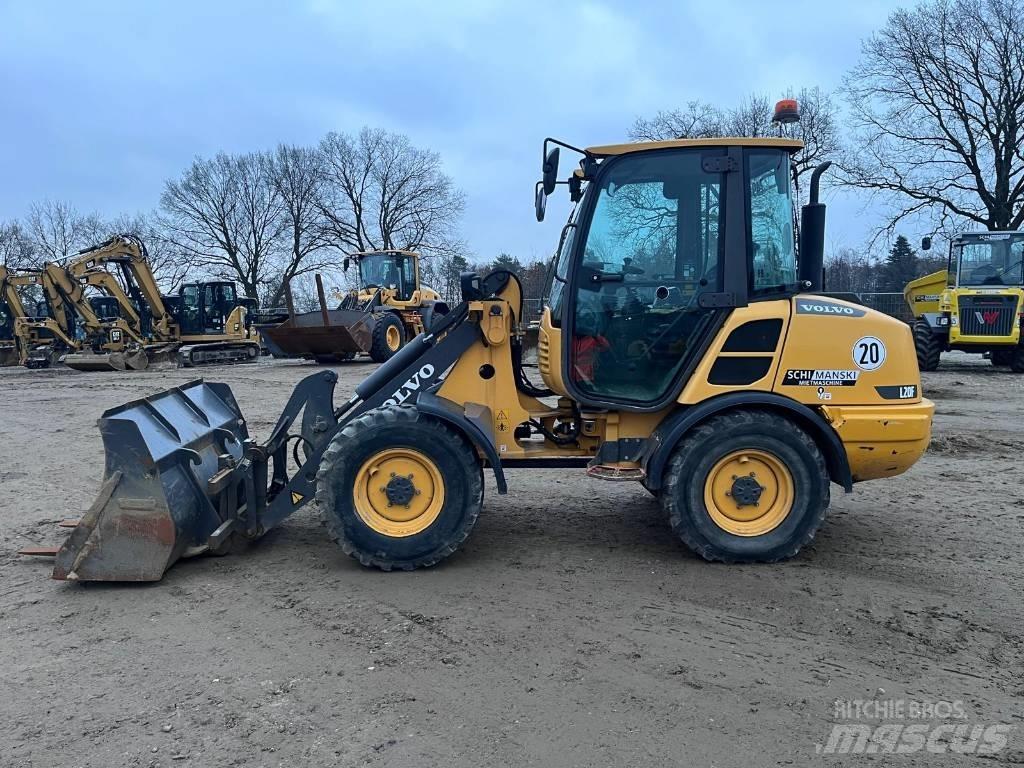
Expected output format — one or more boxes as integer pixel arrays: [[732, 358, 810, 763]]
[[749, 472, 756, 477], [725, 491, 732, 497], [390, 472, 396, 477], [731, 475, 737, 480]]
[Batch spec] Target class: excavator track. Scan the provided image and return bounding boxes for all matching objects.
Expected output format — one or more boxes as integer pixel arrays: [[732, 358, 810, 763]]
[[178, 341, 261, 367]]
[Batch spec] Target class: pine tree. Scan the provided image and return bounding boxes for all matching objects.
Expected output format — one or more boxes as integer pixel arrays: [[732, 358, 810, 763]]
[[880, 235, 918, 291]]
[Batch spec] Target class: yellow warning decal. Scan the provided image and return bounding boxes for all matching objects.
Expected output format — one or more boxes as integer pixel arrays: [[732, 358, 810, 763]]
[[291, 491, 304, 505], [495, 408, 510, 433]]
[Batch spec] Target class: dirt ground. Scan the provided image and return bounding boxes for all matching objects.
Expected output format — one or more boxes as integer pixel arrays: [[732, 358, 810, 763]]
[[1, 352, 1021, 767]]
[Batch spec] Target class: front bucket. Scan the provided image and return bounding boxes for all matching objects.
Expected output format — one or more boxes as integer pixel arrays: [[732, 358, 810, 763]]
[[52, 380, 249, 581], [262, 309, 372, 358]]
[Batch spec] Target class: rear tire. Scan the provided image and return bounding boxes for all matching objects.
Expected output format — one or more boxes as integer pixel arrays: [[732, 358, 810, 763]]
[[316, 405, 483, 570], [913, 320, 942, 371], [660, 410, 829, 563], [370, 313, 406, 363]]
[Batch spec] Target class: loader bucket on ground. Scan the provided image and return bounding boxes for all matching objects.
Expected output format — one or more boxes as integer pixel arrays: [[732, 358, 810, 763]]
[[262, 309, 373, 359], [52, 380, 249, 581]]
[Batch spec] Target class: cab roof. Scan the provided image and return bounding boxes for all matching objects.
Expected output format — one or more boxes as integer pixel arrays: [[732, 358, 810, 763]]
[[584, 137, 804, 157]]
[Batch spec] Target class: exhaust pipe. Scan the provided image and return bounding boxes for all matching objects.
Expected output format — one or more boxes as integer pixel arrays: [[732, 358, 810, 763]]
[[798, 161, 831, 292]]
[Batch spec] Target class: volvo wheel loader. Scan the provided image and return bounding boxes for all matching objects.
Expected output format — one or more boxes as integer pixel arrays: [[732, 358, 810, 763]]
[[263, 250, 448, 364], [906, 231, 1024, 371], [27, 116, 934, 582]]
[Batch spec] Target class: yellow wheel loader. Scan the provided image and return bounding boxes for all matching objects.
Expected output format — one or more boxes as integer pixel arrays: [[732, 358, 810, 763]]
[[27, 118, 934, 582], [905, 232, 1024, 371], [263, 250, 448, 364]]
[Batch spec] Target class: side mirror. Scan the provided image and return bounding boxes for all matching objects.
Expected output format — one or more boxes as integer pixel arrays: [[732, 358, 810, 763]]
[[343, 257, 351, 271], [542, 147, 560, 195], [921, 236, 932, 251], [535, 183, 547, 222]]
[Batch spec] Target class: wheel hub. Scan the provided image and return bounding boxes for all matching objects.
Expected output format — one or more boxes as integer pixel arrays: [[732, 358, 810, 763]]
[[729, 474, 764, 507], [384, 473, 417, 507]]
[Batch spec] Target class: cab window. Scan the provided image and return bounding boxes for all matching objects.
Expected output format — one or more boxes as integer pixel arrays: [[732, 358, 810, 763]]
[[748, 150, 797, 294]]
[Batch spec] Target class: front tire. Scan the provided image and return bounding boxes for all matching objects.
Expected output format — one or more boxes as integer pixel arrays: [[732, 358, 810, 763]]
[[1011, 345, 1024, 373], [660, 410, 829, 563], [913, 320, 942, 371], [370, 313, 406, 363], [316, 406, 483, 570]]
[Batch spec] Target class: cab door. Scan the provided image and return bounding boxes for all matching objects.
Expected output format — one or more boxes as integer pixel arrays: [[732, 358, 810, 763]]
[[563, 148, 733, 408]]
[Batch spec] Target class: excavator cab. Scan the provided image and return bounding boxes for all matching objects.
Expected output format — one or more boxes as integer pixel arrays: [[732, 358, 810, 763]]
[[177, 281, 240, 335]]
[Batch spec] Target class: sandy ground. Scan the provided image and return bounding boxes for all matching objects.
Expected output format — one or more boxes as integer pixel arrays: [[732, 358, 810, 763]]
[[1, 352, 1022, 767]]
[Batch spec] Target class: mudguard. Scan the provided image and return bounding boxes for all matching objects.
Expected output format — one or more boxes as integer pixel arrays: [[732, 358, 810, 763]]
[[642, 392, 853, 493]]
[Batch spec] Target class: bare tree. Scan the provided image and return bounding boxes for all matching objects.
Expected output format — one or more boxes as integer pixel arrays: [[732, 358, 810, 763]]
[[24, 200, 105, 262], [0, 221, 37, 269], [161, 152, 286, 298], [317, 127, 465, 257], [266, 144, 334, 307], [105, 211, 194, 290], [841, 0, 1024, 238], [630, 88, 841, 188]]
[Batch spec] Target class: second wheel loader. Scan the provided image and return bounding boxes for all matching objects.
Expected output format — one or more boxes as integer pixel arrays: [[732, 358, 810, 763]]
[[263, 250, 448, 364], [30, 110, 934, 583]]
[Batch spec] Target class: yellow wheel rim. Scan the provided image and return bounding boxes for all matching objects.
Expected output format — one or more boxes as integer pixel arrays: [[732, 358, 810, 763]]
[[353, 448, 445, 537], [385, 324, 402, 351], [703, 449, 794, 536]]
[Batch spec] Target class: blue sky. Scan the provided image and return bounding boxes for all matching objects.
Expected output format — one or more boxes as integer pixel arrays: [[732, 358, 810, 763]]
[[0, 0, 906, 262]]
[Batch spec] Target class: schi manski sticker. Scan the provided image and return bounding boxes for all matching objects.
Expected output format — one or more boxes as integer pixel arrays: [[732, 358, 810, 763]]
[[783, 369, 860, 387]]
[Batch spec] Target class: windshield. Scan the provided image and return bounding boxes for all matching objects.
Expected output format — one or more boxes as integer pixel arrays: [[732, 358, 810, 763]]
[[956, 235, 1024, 286], [358, 253, 403, 290], [748, 150, 797, 294]]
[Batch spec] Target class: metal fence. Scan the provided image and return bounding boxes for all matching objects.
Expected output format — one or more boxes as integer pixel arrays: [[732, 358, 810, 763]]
[[856, 293, 913, 323]]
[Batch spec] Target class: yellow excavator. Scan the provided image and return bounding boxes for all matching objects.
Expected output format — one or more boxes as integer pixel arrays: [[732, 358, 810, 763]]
[[1, 264, 88, 368], [905, 232, 1024, 371], [27, 106, 935, 582], [29, 235, 262, 371], [264, 250, 448, 363]]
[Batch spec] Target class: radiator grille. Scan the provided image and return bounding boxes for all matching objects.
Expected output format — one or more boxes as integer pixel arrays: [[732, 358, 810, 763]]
[[958, 295, 1018, 336]]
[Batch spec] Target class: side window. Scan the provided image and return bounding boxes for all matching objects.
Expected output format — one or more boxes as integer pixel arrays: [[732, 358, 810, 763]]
[[748, 150, 797, 293], [547, 219, 577, 327], [400, 256, 417, 299]]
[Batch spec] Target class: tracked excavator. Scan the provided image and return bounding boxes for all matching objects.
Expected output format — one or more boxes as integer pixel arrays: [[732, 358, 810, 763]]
[[1, 265, 86, 368], [27, 107, 934, 582], [35, 235, 262, 371]]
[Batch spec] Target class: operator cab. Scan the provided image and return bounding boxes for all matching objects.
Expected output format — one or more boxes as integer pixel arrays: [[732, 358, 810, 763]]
[[176, 282, 243, 335], [348, 251, 418, 302], [949, 232, 1024, 287], [540, 137, 803, 409]]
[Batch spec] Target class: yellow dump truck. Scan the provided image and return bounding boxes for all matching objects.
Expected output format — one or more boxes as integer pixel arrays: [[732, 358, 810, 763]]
[[905, 232, 1024, 371]]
